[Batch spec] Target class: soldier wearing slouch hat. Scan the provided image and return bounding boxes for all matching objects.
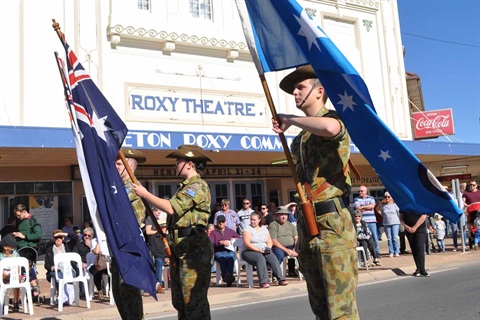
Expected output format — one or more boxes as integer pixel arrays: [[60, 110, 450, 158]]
[[133, 144, 214, 319], [273, 65, 358, 320]]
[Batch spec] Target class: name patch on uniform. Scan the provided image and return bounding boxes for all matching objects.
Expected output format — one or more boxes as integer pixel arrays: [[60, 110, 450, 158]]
[[185, 188, 197, 198]]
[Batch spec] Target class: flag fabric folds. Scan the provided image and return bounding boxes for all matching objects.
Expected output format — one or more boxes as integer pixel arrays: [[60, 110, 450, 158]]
[[236, 0, 462, 222], [55, 35, 157, 297]]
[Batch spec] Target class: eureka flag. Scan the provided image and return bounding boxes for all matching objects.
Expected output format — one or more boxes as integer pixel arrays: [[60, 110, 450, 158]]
[[236, 0, 462, 222], [55, 34, 157, 297]]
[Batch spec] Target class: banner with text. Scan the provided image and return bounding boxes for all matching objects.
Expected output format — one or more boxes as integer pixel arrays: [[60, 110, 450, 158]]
[[126, 85, 269, 127]]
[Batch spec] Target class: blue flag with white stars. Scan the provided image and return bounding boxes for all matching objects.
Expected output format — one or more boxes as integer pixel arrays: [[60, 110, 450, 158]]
[[236, 0, 462, 221]]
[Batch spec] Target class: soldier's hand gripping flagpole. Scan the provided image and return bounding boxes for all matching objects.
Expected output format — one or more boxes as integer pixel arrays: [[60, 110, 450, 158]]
[[117, 151, 175, 263]]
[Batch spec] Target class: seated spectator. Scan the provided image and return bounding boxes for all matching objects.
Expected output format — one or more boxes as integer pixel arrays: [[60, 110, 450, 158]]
[[354, 211, 381, 267], [12, 204, 41, 298], [241, 212, 287, 288], [209, 215, 240, 286], [72, 227, 104, 299], [62, 217, 78, 244], [206, 224, 215, 273], [0, 235, 21, 312], [44, 229, 77, 305], [145, 206, 170, 294], [213, 199, 241, 234], [268, 206, 298, 277], [283, 202, 297, 225]]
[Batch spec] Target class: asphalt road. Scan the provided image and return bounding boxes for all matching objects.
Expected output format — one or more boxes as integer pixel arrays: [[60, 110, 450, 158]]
[[155, 260, 480, 320]]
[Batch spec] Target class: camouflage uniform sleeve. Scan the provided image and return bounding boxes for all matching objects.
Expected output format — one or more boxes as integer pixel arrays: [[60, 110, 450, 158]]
[[126, 183, 146, 227], [321, 111, 347, 141], [170, 181, 209, 219]]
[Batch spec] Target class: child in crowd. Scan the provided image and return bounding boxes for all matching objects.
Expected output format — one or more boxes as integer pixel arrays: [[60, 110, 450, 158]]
[[0, 234, 21, 312], [474, 212, 480, 250], [434, 214, 446, 252]]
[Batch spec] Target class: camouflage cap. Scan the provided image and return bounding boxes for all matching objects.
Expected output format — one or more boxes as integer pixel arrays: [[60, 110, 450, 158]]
[[279, 65, 318, 94], [118, 148, 147, 163], [166, 144, 212, 162]]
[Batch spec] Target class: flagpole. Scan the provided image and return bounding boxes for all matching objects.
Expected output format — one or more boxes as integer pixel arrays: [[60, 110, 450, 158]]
[[259, 75, 319, 237], [117, 149, 174, 263], [52, 18, 173, 262]]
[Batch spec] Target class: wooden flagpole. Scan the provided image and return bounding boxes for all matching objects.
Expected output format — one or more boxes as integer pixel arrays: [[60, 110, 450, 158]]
[[259, 75, 319, 237]]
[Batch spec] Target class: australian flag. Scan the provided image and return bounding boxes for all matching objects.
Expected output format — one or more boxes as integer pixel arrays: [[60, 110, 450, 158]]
[[55, 33, 157, 297], [236, 0, 462, 222]]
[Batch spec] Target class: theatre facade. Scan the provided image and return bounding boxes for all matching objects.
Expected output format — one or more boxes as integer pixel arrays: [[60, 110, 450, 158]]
[[0, 0, 478, 237]]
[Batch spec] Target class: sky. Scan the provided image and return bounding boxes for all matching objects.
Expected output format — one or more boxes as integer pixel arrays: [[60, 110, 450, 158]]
[[397, 0, 480, 144]]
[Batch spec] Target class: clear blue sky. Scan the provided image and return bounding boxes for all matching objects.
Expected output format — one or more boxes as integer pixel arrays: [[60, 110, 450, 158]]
[[397, 0, 480, 144]]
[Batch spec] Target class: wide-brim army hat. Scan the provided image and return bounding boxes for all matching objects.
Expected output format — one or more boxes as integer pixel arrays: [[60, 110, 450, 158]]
[[118, 148, 147, 163], [279, 65, 318, 94], [166, 144, 212, 162]]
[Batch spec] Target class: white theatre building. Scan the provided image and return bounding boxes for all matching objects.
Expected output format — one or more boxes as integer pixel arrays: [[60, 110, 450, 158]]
[[0, 0, 478, 234]]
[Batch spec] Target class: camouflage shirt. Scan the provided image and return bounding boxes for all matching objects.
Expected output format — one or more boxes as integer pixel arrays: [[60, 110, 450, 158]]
[[124, 179, 146, 227], [170, 174, 211, 229], [291, 108, 351, 202]]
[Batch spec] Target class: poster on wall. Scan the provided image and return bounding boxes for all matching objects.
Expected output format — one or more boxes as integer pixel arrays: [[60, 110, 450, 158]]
[[29, 195, 58, 240]]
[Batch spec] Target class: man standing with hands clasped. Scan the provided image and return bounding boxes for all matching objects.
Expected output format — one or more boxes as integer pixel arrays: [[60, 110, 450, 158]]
[[272, 65, 358, 319]]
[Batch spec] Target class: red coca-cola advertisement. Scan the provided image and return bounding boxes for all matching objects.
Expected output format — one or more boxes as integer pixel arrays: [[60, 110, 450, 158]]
[[412, 109, 455, 139]]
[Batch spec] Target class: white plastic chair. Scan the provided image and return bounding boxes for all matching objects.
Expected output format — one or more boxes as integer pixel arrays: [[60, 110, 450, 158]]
[[51, 252, 91, 311], [356, 246, 369, 271], [0, 257, 34, 316], [104, 255, 114, 305], [232, 239, 254, 288], [280, 255, 303, 281]]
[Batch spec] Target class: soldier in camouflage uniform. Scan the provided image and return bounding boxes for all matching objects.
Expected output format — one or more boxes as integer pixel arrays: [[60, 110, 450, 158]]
[[113, 148, 148, 320], [273, 65, 359, 320], [133, 145, 214, 320]]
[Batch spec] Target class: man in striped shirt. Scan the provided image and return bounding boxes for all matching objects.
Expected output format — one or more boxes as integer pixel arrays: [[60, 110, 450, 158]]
[[354, 186, 380, 257]]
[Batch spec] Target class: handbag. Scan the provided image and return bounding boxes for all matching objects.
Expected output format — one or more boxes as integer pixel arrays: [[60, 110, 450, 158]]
[[94, 254, 107, 271]]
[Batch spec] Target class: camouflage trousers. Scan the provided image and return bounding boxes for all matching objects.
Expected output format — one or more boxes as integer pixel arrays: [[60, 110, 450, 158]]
[[297, 198, 359, 320], [170, 229, 213, 320], [111, 258, 144, 320]]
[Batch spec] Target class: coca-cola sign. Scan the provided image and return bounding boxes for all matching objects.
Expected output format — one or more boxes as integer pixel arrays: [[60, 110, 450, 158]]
[[413, 109, 455, 139]]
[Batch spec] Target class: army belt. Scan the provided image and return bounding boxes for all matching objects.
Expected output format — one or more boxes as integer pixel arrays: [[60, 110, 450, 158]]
[[314, 197, 347, 216], [173, 225, 207, 240]]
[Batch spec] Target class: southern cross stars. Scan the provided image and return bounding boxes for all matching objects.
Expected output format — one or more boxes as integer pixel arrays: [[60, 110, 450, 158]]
[[92, 111, 110, 142], [337, 91, 356, 112], [378, 150, 392, 161], [294, 9, 327, 51]]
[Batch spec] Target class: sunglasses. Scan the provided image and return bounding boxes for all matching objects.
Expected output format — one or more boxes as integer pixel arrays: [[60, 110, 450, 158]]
[[261, 207, 267, 210], [243, 202, 250, 205], [354, 215, 362, 218], [54, 236, 64, 240], [385, 196, 391, 198], [84, 234, 93, 238]]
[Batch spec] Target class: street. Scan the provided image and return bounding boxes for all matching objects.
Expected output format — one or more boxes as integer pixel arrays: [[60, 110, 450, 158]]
[[154, 260, 479, 320]]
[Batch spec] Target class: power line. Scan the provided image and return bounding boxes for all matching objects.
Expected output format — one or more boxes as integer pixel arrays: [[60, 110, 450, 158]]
[[401, 32, 480, 48]]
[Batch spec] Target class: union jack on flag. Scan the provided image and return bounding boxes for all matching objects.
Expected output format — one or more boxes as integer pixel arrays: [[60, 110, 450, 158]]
[[55, 33, 157, 298]]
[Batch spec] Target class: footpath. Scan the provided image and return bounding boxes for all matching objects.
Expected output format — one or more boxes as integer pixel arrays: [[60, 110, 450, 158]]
[[2, 239, 478, 320]]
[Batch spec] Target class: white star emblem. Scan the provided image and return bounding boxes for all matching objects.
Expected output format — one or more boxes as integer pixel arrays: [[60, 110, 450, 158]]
[[294, 9, 326, 51], [379, 150, 392, 161], [92, 111, 110, 142], [337, 91, 357, 112]]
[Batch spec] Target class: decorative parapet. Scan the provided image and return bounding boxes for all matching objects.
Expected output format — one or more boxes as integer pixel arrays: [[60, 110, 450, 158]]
[[107, 24, 248, 52], [346, 0, 380, 9]]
